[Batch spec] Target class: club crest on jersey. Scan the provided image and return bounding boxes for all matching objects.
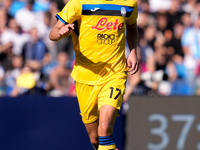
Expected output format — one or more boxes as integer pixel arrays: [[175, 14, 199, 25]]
[[121, 7, 126, 17]]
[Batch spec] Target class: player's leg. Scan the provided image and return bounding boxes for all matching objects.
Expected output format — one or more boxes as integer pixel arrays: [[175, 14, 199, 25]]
[[98, 105, 118, 150], [97, 76, 127, 150], [98, 105, 118, 136], [75, 81, 100, 149], [84, 121, 99, 150]]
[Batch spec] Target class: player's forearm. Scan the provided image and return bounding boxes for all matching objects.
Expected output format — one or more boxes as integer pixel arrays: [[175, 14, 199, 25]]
[[126, 24, 138, 54], [49, 27, 66, 41]]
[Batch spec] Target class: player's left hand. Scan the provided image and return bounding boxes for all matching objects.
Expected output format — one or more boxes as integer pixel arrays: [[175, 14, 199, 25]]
[[127, 50, 139, 75]]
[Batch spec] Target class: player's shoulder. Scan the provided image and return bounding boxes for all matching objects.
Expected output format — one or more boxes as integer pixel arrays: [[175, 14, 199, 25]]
[[81, 0, 136, 5], [67, 0, 82, 6], [67, 0, 83, 11], [81, 0, 99, 5], [110, 0, 136, 6], [123, 0, 137, 7]]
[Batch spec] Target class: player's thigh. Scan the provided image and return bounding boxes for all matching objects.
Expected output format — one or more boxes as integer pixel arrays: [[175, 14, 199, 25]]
[[75, 81, 99, 124], [98, 77, 127, 111]]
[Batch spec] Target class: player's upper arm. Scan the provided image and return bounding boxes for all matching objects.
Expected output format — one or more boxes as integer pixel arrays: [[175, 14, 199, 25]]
[[126, 23, 137, 31], [126, 2, 138, 26]]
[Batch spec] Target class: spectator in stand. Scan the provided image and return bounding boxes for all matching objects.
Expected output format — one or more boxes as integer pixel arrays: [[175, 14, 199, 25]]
[[137, 0, 150, 12], [14, 65, 39, 96], [48, 1, 60, 27], [167, 0, 183, 31], [137, 11, 156, 41], [41, 52, 57, 80], [36, 11, 57, 61], [51, 0, 69, 11], [143, 42, 177, 95], [181, 12, 192, 29], [191, 2, 200, 22], [22, 27, 48, 62], [138, 33, 154, 73], [0, 8, 12, 52], [149, 0, 171, 13], [1, 0, 200, 97], [48, 51, 75, 97], [14, 0, 37, 33], [156, 10, 168, 34], [37, 52, 57, 93], [143, 25, 159, 51], [0, 9, 13, 72], [182, 0, 197, 14], [1, 18, 30, 55], [166, 22, 185, 79], [4, 55, 23, 96], [1, 0, 13, 24], [0, 64, 5, 96], [0, 8, 7, 33], [181, 14, 200, 93], [33, 0, 51, 13]]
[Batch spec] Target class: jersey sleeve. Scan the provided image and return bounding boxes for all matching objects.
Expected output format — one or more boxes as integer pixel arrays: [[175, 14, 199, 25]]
[[126, 2, 138, 25], [56, 0, 82, 24]]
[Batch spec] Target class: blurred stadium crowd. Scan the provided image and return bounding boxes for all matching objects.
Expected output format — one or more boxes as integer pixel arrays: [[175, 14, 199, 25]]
[[0, 0, 200, 97]]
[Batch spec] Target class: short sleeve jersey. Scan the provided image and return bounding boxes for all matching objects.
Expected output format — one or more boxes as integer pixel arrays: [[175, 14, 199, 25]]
[[56, 0, 138, 85]]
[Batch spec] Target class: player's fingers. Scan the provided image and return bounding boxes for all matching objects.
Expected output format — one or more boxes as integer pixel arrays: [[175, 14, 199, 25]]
[[59, 27, 68, 35], [127, 60, 132, 69], [128, 61, 136, 72], [128, 60, 136, 72], [67, 24, 74, 30], [129, 63, 139, 75], [128, 66, 133, 72], [61, 24, 74, 35], [59, 31, 64, 35]]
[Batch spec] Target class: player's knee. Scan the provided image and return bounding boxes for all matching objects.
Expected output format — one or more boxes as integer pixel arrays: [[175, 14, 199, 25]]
[[88, 132, 98, 145], [98, 122, 112, 136], [90, 138, 98, 145], [89, 136, 98, 147]]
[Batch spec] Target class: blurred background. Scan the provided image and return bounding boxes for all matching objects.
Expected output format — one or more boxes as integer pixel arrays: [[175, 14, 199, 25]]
[[0, 0, 200, 150], [0, 0, 200, 97]]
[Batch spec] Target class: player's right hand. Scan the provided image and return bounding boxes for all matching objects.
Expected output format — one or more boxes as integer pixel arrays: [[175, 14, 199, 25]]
[[127, 50, 139, 75], [59, 24, 74, 36]]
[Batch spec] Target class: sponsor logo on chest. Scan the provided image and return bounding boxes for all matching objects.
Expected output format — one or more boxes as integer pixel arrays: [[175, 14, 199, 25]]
[[92, 17, 124, 31]]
